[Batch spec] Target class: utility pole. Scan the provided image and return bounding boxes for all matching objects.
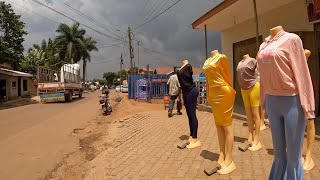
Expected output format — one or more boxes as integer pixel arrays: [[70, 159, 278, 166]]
[[147, 64, 151, 102], [205, 24, 208, 59], [128, 27, 134, 71], [253, 0, 260, 51], [120, 54, 123, 71], [137, 41, 140, 74], [120, 54, 123, 85]]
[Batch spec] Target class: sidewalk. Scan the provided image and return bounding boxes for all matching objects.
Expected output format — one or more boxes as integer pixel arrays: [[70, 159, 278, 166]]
[[83, 110, 320, 180]]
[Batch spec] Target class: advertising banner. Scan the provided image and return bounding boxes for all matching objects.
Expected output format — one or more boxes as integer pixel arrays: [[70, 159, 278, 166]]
[[307, 0, 320, 23]]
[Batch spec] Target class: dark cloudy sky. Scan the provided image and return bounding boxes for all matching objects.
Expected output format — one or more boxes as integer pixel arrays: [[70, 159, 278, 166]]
[[7, 0, 223, 79]]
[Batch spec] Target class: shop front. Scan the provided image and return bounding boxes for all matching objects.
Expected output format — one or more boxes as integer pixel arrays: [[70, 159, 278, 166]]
[[192, 0, 319, 115]]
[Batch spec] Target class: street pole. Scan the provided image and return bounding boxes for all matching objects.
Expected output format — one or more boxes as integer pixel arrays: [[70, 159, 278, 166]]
[[205, 24, 208, 59], [120, 54, 123, 71], [128, 27, 134, 71], [253, 0, 260, 51], [120, 54, 123, 85], [147, 64, 151, 102], [138, 41, 140, 74]]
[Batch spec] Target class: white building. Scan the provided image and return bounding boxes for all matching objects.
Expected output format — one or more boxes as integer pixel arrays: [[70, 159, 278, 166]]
[[0, 68, 36, 100], [192, 0, 319, 114]]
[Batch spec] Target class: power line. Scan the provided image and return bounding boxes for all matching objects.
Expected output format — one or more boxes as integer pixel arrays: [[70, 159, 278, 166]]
[[31, 0, 126, 43], [134, 0, 181, 30], [90, 58, 120, 64], [54, 0, 125, 39], [10, 0, 124, 49], [142, 0, 151, 13], [145, 0, 167, 21], [9, 0, 60, 25], [140, 44, 171, 58], [144, 0, 163, 20], [151, 0, 171, 20]]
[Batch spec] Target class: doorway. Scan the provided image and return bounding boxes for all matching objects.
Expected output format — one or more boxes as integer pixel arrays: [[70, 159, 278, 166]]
[[0, 80, 6, 100], [313, 23, 320, 116], [18, 77, 21, 97], [232, 36, 263, 114]]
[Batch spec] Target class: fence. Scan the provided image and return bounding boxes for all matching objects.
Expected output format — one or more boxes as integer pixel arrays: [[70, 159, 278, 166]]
[[37, 64, 80, 84], [128, 74, 169, 99], [194, 74, 206, 105], [128, 74, 207, 104], [37, 66, 61, 83]]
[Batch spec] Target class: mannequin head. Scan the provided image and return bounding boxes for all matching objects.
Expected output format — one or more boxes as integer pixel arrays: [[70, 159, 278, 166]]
[[182, 59, 189, 65], [305, 49, 311, 61], [243, 54, 250, 60], [270, 26, 284, 38], [211, 50, 219, 57]]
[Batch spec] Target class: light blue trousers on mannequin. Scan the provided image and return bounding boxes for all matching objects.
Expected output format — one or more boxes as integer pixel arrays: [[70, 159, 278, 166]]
[[266, 95, 306, 180]]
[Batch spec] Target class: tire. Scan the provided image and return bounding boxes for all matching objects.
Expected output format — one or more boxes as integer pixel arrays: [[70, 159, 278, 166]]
[[79, 93, 82, 98], [65, 92, 73, 102]]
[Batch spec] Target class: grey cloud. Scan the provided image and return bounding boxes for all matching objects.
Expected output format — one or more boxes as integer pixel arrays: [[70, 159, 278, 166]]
[[9, 0, 223, 79]]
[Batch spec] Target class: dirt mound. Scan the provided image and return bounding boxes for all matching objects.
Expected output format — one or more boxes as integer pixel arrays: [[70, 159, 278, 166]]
[[43, 91, 163, 180]]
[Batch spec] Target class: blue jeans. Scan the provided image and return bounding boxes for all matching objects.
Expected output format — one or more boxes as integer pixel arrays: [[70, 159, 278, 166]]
[[169, 95, 177, 112], [183, 87, 199, 139], [266, 95, 306, 180]]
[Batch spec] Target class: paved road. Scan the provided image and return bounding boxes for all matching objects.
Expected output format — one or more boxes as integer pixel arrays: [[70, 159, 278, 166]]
[[0, 92, 100, 180], [84, 111, 320, 180]]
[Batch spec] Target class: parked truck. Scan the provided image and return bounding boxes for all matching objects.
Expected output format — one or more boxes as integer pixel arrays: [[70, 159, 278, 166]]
[[37, 64, 83, 103]]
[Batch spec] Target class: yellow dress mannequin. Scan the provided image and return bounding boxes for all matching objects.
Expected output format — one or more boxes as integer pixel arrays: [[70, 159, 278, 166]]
[[203, 50, 236, 175], [203, 53, 236, 126]]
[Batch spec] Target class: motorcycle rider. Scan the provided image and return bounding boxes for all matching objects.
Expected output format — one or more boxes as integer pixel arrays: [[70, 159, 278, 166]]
[[101, 83, 110, 97], [100, 83, 112, 114]]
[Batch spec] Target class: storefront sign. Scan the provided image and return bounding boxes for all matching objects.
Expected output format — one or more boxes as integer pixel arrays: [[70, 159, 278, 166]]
[[307, 0, 320, 23]]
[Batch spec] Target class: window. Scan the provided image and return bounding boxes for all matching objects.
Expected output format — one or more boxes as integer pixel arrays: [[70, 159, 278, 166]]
[[23, 79, 28, 91], [12, 81, 16, 89]]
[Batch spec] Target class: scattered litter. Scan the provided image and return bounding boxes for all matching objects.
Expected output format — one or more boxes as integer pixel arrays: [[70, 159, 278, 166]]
[[117, 125, 124, 128], [73, 128, 85, 134], [114, 96, 123, 102]]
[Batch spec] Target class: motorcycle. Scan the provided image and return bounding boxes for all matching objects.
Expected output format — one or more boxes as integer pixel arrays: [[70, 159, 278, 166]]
[[99, 94, 112, 115]]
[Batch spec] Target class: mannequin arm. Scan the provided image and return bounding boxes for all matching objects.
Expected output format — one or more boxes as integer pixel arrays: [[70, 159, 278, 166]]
[[205, 78, 209, 102], [290, 37, 315, 119], [220, 55, 233, 87], [260, 81, 266, 110], [254, 59, 260, 82]]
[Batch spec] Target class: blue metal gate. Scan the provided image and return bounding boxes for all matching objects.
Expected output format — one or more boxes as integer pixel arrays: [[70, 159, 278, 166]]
[[128, 74, 169, 99]]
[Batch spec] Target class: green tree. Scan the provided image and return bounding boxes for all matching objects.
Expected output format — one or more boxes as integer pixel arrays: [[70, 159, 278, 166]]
[[103, 72, 118, 86], [21, 49, 46, 74], [0, 1, 27, 69], [128, 67, 139, 75], [25, 38, 62, 71], [81, 37, 98, 84], [118, 69, 128, 80], [54, 22, 86, 63]]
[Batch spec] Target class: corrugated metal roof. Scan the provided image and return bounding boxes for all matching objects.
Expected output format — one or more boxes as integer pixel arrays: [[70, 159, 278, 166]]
[[0, 68, 33, 77]]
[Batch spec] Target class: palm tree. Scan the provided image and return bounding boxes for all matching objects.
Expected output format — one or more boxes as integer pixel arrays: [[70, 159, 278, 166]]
[[54, 22, 86, 64], [27, 38, 62, 70], [81, 37, 98, 85]]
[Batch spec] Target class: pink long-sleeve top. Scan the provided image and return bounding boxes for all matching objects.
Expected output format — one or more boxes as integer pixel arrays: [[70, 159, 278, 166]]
[[256, 30, 315, 119]]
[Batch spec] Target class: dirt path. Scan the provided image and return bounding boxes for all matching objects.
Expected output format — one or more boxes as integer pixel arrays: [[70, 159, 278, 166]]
[[45, 91, 163, 180], [0, 91, 103, 180]]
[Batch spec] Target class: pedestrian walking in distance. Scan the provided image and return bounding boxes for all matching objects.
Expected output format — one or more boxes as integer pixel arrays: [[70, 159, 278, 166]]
[[167, 68, 182, 117]]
